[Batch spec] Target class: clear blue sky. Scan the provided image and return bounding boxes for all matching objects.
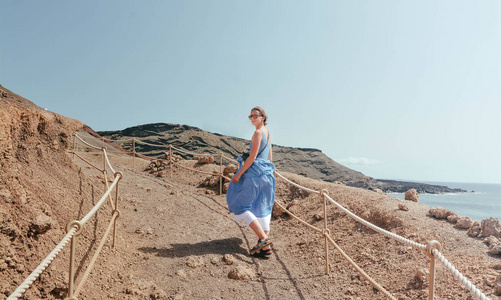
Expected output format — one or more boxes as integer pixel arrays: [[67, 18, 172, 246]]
[[1, 1, 500, 184]]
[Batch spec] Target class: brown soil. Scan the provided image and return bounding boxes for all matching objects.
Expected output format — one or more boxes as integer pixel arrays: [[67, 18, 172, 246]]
[[1, 87, 500, 299]]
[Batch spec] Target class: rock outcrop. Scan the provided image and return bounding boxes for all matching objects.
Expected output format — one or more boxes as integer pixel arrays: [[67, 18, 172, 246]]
[[480, 217, 501, 238], [404, 189, 419, 202]]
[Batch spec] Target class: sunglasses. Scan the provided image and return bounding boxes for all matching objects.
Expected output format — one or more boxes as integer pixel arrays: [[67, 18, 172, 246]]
[[248, 114, 263, 120]]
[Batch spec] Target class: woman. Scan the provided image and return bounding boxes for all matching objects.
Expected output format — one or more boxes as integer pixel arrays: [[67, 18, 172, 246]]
[[226, 106, 276, 258]]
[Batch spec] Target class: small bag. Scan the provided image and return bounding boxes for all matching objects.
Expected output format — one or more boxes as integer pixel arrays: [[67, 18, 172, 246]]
[[241, 152, 250, 161], [241, 132, 270, 162]]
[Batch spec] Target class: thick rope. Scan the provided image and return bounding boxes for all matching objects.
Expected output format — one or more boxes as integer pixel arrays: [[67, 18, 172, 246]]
[[323, 193, 427, 251], [134, 139, 171, 148], [170, 145, 209, 157], [69, 151, 104, 172], [81, 174, 121, 226], [7, 227, 78, 299], [73, 212, 119, 297], [170, 160, 223, 178], [221, 154, 238, 163], [104, 176, 116, 211], [325, 235, 397, 299], [75, 134, 102, 150], [274, 200, 322, 234], [102, 148, 116, 174], [103, 137, 134, 143], [274, 199, 395, 299], [275, 170, 321, 195], [432, 249, 490, 300]]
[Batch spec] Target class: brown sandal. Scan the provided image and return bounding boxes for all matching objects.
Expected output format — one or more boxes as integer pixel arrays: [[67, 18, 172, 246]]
[[249, 238, 272, 255]]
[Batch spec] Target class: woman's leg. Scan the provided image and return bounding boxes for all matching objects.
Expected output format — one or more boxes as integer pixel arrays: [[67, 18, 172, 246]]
[[249, 219, 268, 240]]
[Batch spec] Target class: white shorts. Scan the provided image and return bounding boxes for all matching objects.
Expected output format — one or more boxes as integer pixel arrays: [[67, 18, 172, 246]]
[[231, 212, 272, 231]]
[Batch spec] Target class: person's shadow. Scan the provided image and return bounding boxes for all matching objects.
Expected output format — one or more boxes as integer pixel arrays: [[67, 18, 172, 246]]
[[138, 237, 247, 257]]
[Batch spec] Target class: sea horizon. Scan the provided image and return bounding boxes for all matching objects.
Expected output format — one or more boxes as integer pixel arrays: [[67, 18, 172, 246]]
[[387, 180, 501, 222]]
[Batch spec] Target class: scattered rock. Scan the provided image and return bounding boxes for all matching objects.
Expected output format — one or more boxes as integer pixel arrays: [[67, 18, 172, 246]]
[[313, 213, 323, 221], [223, 254, 235, 265], [194, 155, 214, 164], [495, 275, 501, 295], [272, 202, 287, 218], [161, 152, 182, 162], [398, 204, 409, 211], [144, 159, 169, 176], [28, 213, 55, 236], [287, 199, 300, 214], [485, 275, 497, 287], [228, 265, 254, 281], [373, 188, 384, 194], [447, 214, 459, 223], [428, 207, 455, 219], [410, 269, 428, 289], [150, 288, 168, 299], [223, 164, 238, 177], [456, 217, 476, 229], [489, 242, 501, 255], [200, 175, 220, 188], [176, 269, 187, 278], [210, 257, 219, 265], [468, 223, 481, 237], [404, 189, 419, 202], [186, 256, 204, 268], [480, 217, 501, 238]]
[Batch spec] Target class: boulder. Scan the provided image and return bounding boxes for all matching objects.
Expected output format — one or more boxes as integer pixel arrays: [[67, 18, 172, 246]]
[[200, 175, 220, 188], [484, 236, 500, 246], [480, 217, 501, 238], [272, 202, 287, 218], [29, 213, 55, 236], [194, 155, 214, 164], [398, 204, 409, 211], [186, 256, 204, 268], [468, 223, 481, 237], [161, 152, 182, 162], [223, 254, 235, 265], [456, 217, 476, 229], [228, 265, 254, 280], [428, 207, 455, 220], [223, 164, 238, 177], [447, 214, 459, 223], [404, 189, 419, 202], [489, 243, 501, 255]]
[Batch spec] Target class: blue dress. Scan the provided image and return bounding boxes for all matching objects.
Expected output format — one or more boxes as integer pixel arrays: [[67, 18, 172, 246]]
[[226, 129, 276, 218]]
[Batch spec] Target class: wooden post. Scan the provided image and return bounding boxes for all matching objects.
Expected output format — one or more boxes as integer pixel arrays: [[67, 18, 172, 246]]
[[169, 145, 173, 179], [219, 154, 223, 195], [132, 138, 136, 170], [322, 190, 329, 275]]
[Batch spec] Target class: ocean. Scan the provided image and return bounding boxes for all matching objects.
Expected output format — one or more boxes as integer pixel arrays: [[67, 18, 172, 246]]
[[389, 181, 501, 222]]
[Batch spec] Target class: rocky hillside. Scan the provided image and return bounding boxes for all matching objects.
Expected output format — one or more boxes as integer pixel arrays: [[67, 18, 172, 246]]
[[1, 86, 499, 299], [98, 123, 466, 193]]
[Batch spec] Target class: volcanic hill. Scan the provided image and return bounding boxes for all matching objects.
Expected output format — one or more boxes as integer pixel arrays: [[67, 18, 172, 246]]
[[98, 123, 466, 194]]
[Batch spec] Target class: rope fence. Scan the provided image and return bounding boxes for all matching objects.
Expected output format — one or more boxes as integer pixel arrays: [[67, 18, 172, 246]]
[[105, 135, 489, 300], [8, 135, 124, 300], [20, 132, 490, 300]]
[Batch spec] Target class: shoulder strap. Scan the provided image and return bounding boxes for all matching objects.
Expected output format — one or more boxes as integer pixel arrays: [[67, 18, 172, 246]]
[[256, 131, 270, 157]]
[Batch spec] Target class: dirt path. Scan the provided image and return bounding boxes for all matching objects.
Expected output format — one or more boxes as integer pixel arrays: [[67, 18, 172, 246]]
[[67, 143, 501, 300]]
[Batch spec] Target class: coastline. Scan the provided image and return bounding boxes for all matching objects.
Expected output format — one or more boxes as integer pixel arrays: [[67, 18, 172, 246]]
[[374, 179, 469, 194], [389, 181, 501, 221]]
